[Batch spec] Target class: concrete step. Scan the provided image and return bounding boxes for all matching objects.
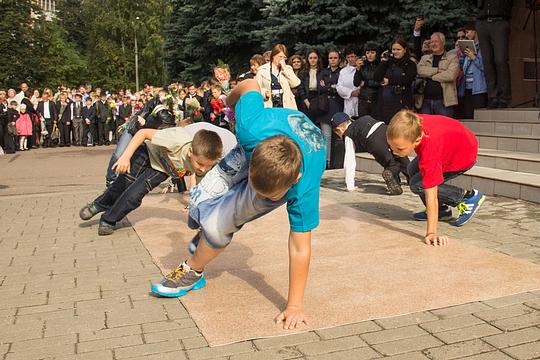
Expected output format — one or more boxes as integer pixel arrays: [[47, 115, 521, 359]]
[[474, 108, 540, 123], [475, 132, 540, 153], [460, 120, 540, 137], [477, 149, 540, 175], [355, 153, 540, 204]]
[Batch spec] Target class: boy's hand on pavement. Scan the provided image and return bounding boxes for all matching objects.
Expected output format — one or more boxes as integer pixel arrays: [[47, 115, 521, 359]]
[[112, 155, 130, 175], [274, 305, 309, 330], [424, 233, 448, 246]]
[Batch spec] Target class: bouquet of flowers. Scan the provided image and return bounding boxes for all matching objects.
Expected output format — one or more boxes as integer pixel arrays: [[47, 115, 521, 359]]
[[184, 97, 203, 122]]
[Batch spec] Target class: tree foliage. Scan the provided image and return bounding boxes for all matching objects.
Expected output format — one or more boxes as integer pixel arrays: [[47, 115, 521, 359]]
[[166, 0, 476, 82]]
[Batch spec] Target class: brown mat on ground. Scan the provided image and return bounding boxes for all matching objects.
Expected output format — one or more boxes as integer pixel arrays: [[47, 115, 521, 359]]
[[128, 194, 540, 346]]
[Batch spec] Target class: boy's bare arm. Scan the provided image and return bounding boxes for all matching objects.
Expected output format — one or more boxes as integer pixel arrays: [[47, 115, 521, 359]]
[[425, 186, 448, 246], [113, 128, 157, 174], [274, 230, 311, 329]]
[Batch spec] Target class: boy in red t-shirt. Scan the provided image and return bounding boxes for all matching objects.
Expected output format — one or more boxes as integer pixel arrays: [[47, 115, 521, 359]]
[[386, 110, 485, 246]]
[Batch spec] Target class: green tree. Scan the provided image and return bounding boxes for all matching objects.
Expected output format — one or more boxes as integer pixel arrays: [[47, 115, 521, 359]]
[[55, 0, 88, 53], [165, 0, 263, 82], [0, 0, 47, 89]]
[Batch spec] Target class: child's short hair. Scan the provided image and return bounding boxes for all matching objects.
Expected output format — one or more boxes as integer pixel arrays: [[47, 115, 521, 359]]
[[191, 129, 223, 161], [211, 84, 223, 93], [10, 100, 18, 106], [249, 135, 302, 195], [250, 54, 265, 67], [387, 110, 423, 142]]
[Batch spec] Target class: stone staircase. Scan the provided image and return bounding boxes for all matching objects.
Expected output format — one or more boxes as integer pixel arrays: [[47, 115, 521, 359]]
[[354, 109, 540, 204]]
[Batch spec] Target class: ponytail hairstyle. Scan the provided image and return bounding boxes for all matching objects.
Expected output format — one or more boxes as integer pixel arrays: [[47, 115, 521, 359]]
[[387, 110, 423, 142]]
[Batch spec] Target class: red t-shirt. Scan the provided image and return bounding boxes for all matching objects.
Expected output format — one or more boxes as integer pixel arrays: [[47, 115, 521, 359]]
[[415, 114, 478, 189]]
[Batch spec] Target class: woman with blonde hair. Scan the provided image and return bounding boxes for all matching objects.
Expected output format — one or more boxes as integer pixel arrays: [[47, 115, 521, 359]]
[[255, 44, 301, 109]]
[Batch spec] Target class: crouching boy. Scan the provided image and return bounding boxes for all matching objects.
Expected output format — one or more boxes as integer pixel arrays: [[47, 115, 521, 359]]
[[386, 110, 485, 246], [151, 79, 326, 330], [79, 126, 224, 236], [331, 112, 410, 194]]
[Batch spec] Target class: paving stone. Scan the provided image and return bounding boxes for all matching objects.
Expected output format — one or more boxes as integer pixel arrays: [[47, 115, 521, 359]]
[[182, 336, 209, 349], [383, 352, 430, 360], [186, 341, 255, 360], [361, 325, 428, 345], [115, 339, 183, 359], [231, 347, 304, 360], [141, 318, 197, 334], [524, 299, 540, 310], [121, 351, 188, 360], [17, 302, 75, 315], [305, 346, 381, 360], [0, 322, 44, 342], [375, 312, 439, 329], [254, 331, 320, 350], [433, 323, 501, 344], [10, 334, 77, 352], [78, 334, 143, 353], [490, 312, 540, 331], [419, 314, 484, 333], [315, 321, 381, 339], [474, 304, 536, 322], [423, 339, 494, 359], [483, 327, 540, 348], [452, 350, 513, 360], [78, 325, 141, 342], [106, 308, 168, 328], [482, 293, 540, 308], [372, 335, 443, 356], [144, 327, 201, 343], [296, 335, 366, 356], [4, 343, 75, 360], [503, 340, 540, 360], [55, 350, 114, 360], [44, 314, 106, 337], [430, 302, 492, 318]]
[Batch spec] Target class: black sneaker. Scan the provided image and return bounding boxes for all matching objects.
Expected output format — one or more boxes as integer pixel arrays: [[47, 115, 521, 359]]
[[79, 203, 100, 220], [382, 169, 403, 195], [98, 220, 115, 236]]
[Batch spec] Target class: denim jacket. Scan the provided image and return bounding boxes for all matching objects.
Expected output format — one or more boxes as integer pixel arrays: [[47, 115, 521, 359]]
[[459, 42, 487, 97]]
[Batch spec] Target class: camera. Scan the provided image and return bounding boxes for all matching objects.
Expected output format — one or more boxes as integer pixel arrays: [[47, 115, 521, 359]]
[[271, 89, 284, 108], [361, 56, 367, 61]]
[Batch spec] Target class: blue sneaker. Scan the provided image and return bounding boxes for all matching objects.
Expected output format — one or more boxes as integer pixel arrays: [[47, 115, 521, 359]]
[[451, 190, 486, 227], [413, 206, 453, 221], [151, 262, 206, 298]]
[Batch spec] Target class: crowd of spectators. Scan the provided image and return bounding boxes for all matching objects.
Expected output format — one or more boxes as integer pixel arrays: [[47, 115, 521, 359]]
[[0, 1, 512, 163]]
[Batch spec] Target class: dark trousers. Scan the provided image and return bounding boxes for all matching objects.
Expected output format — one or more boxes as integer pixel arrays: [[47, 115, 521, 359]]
[[59, 122, 71, 145], [367, 125, 410, 179], [461, 90, 488, 119], [94, 146, 168, 224], [408, 157, 468, 208], [97, 119, 106, 144], [43, 119, 54, 147], [476, 19, 511, 101], [83, 122, 98, 146], [358, 99, 377, 118], [421, 99, 454, 117]]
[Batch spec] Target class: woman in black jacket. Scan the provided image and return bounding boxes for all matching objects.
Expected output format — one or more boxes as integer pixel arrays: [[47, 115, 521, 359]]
[[373, 38, 417, 123], [353, 42, 380, 118], [298, 49, 326, 122]]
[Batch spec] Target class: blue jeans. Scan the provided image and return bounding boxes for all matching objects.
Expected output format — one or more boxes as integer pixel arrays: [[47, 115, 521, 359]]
[[106, 131, 133, 184], [408, 157, 467, 208], [94, 145, 168, 224], [188, 144, 286, 248], [421, 99, 454, 117]]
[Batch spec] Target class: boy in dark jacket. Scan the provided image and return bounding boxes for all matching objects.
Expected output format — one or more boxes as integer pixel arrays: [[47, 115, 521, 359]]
[[5, 101, 19, 153], [82, 98, 96, 146]]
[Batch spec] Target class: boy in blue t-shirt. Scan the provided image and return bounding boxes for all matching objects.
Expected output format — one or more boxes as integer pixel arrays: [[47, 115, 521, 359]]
[[151, 79, 326, 329]]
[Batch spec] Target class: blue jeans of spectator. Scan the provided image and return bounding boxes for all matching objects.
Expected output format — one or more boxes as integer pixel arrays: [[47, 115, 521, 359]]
[[421, 99, 454, 117], [95, 145, 168, 225], [408, 157, 467, 209], [106, 131, 133, 184]]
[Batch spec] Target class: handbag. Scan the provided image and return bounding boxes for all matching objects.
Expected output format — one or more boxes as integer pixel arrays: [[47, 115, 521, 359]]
[[50, 121, 60, 140], [7, 123, 17, 136]]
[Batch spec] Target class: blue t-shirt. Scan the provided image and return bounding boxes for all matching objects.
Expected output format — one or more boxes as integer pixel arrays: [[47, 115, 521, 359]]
[[235, 91, 326, 232]]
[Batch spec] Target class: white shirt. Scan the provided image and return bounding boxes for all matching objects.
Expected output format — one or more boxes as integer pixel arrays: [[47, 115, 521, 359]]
[[343, 121, 384, 191], [43, 100, 51, 119], [184, 122, 237, 157], [336, 65, 360, 118]]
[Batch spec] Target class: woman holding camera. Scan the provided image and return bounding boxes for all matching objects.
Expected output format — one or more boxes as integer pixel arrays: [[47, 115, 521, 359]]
[[255, 44, 301, 109], [353, 42, 381, 118], [373, 38, 417, 123]]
